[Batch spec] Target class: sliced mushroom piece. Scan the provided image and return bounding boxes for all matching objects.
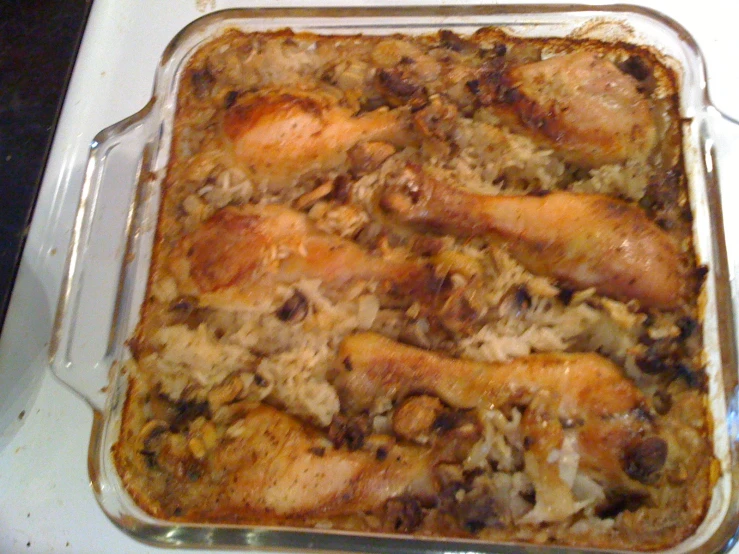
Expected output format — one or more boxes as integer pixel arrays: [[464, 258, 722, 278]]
[[347, 141, 397, 176], [393, 395, 445, 444], [622, 436, 668, 484], [383, 496, 425, 533], [276, 291, 309, 322]]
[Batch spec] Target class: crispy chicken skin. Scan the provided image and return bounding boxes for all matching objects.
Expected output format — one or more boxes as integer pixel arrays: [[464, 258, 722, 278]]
[[213, 405, 433, 517], [381, 165, 685, 309], [333, 332, 661, 487], [503, 51, 657, 166], [169, 204, 437, 307], [224, 88, 412, 189]]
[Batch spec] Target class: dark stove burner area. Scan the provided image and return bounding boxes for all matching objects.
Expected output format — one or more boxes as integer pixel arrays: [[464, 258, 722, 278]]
[[0, 0, 92, 330]]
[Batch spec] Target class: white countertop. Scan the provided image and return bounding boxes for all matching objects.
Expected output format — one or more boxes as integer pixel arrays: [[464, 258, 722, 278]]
[[1, 1, 738, 552]]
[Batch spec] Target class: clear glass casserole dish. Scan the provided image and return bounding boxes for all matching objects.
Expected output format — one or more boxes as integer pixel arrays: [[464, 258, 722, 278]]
[[49, 4, 739, 552]]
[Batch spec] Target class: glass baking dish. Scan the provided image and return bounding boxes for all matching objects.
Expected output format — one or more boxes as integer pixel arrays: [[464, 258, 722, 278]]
[[49, 4, 739, 552]]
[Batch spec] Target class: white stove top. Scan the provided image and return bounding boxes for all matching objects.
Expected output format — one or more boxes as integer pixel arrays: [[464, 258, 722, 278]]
[[1, 1, 737, 552]]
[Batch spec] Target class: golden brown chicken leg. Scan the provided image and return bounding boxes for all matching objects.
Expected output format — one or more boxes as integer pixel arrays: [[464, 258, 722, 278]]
[[210, 405, 433, 517], [474, 51, 657, 167], [169, 204, 439, 308], [224, 88, 413, 190], [380, 164, 685, 309], [333, 332, 663, 488]]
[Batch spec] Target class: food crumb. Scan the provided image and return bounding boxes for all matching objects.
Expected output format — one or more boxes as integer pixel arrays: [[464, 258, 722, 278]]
[[18, 410, 25, 420], [195, 0, 215, 12]]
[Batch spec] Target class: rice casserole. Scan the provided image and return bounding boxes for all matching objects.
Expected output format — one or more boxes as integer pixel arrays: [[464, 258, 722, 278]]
[[112, 25, 717, 550]]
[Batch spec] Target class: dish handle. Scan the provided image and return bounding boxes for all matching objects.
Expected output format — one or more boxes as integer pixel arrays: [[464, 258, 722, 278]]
[[705, 107, 739, 478], [49, 100, 158, 412], [706, 107, 739, 370]]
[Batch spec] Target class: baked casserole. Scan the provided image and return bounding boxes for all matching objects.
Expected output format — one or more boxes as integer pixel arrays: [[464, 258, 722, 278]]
[[113, 26, 716, 550]]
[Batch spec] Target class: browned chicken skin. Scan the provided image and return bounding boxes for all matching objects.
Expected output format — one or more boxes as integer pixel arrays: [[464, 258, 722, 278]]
[[170, 204, 438, 307], [381, 165, 685, 309], [333, 332, 662, 488], [224, 88, 412, 189], [500, 51, 657, 166], [213, 405, 433, 517]]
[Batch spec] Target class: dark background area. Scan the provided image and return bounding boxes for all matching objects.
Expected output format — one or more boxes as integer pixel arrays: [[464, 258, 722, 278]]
[[0, 0, 92, 332]]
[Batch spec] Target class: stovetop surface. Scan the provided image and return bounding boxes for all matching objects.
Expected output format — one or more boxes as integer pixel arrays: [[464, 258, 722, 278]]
[[0, 0, 92, 331]]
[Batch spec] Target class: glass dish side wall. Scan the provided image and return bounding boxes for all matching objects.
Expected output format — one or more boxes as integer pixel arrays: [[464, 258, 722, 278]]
[[50, 5, 739, 553]]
